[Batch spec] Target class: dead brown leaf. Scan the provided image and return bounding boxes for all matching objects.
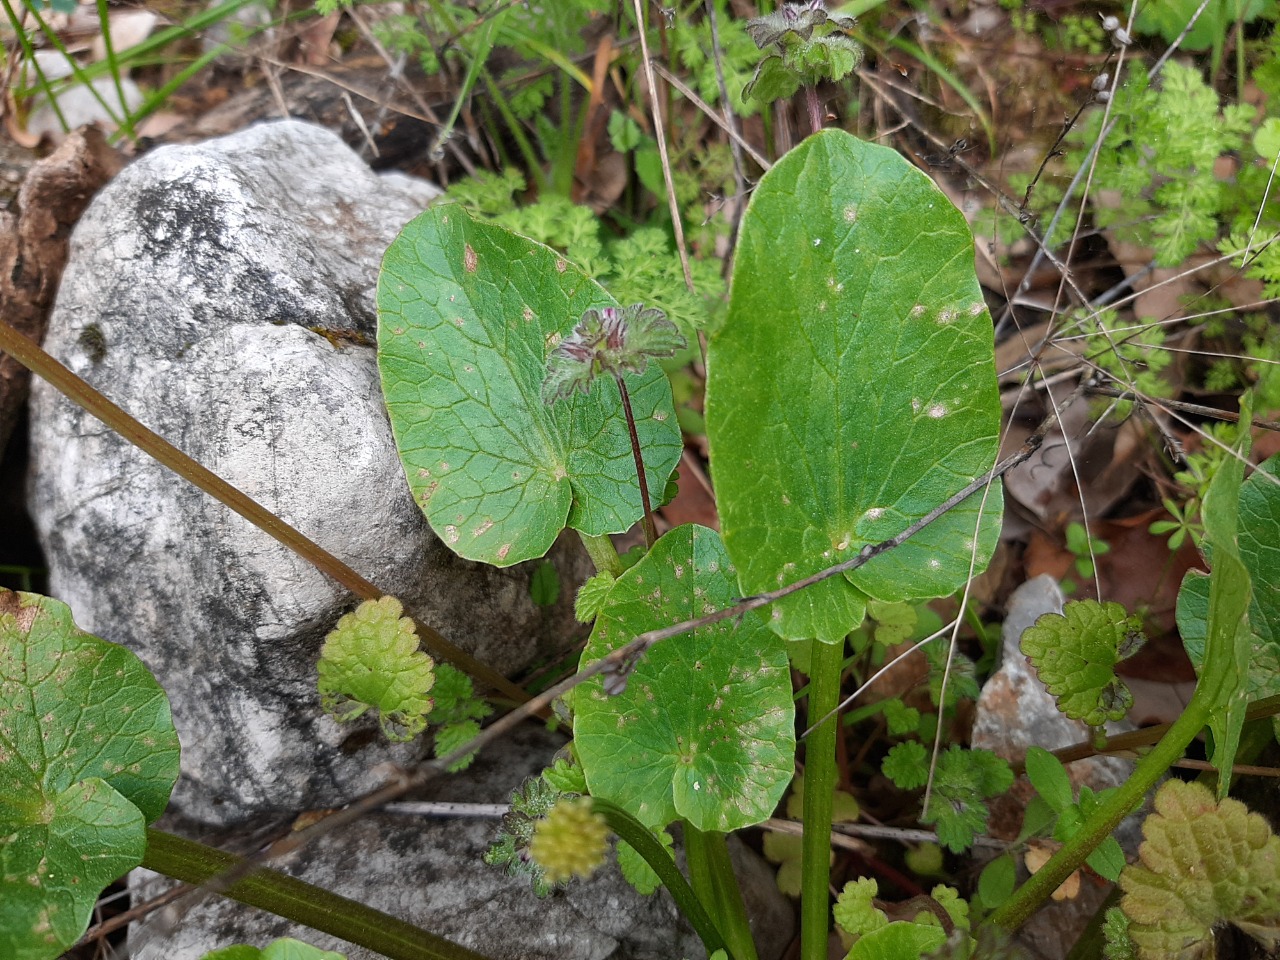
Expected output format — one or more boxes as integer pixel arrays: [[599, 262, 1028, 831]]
[[0, 125, 121, 455]]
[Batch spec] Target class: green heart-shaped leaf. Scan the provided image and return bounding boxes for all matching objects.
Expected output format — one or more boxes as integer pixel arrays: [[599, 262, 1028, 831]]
[[377, 205, 682, 566], [573, 525, 795, 831], [706, 130, 1003, 642], [0, 590, 180, 960]]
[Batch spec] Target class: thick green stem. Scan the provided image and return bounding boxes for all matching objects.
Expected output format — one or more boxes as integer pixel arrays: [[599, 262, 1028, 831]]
[[592, 802, 728, 957], [578, 532, 624, 578], [142, 828, 492, 960], [800, 639, 844, 960], [684, 824, 759, 960], [986, 696, 1211, 932]]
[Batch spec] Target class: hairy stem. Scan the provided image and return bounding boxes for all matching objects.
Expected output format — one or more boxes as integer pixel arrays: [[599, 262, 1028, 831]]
[[614, 373, 658, 549], [684, 824, 759, 960], [804, 84, 823, 136], [800, 639, 844, 960], [578, 532, 624, 578], [142, 828, 491, 960]]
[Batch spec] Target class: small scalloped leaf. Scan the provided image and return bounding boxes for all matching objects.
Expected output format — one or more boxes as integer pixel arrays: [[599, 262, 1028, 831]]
[[834, 877, 889, 938], [316, 597, 435, 743], [201, 939, 346, 960], [1119, 779, 1280, 959], [1020, 600, 1146, 726], [617, 828, 673, 896], [574, 571, 617, 623], [543, 757, 588, 795]]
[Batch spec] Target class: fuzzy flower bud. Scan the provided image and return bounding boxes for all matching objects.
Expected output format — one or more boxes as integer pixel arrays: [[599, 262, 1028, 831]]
[[528, 797, 611, 884]]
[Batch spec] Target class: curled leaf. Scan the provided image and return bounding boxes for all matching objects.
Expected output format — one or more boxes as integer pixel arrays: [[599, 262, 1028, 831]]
[[834, 877, 889, 938], [746, 2, 856, 47], [316, 597, 435, 743], [1119, 779, 1280, 958], [541, 304, 686, 403], [1021, 599, 1146, 726]]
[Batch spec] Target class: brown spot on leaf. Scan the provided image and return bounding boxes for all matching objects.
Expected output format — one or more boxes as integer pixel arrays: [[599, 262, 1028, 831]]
[[0, 589, 38, 631], [464, 244, 478, 273]]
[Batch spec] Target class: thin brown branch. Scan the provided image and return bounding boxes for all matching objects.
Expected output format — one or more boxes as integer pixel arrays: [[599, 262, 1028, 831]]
[[630, 0, 695, 295], [1084, 384, 1280, 432], [0, 319, 529, 705]]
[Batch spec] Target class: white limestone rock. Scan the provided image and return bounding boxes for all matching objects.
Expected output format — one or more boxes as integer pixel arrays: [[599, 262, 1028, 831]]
[[28, 120, 591, 824]]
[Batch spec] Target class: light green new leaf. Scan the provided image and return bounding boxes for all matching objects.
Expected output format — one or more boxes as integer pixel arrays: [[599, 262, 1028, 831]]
[[316, 596, 435, 743], [845, 922, 947, 959], [378, 205, 682, 566], [202, 938, 347, 960], [706, 130, 1003, 643], [574, 525, 795, 831], [0, 590, 180, 960]]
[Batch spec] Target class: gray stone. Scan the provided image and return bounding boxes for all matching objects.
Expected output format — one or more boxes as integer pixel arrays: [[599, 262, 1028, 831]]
[[129, 726, 796, 960], [971, 575, 1137, 960], [28, 120, 592, 824], [972, 574, 1133, 795]]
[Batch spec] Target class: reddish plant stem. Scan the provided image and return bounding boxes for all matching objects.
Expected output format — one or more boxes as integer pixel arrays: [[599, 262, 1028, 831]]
[[805, 85, 823, 136], [614, 373, 657, 548]]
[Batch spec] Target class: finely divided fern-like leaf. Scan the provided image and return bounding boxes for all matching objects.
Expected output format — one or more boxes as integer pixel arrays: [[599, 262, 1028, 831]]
[[1119, 779, 1280, 959], [1020, 600, 1146, 726], [316, 596, 435, 743], [485, 775, 565, 897]]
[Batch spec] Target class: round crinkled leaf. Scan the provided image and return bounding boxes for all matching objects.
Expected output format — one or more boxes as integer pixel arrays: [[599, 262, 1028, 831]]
[[574, 525, 795, 831], [1020, 600, 1145, 726], [316, 596, 435, 743], [1119, 779, 1280, 956], [0, 590, 180, 960], [706, 130, 1003, 643], [378, 205, 681, 566]]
